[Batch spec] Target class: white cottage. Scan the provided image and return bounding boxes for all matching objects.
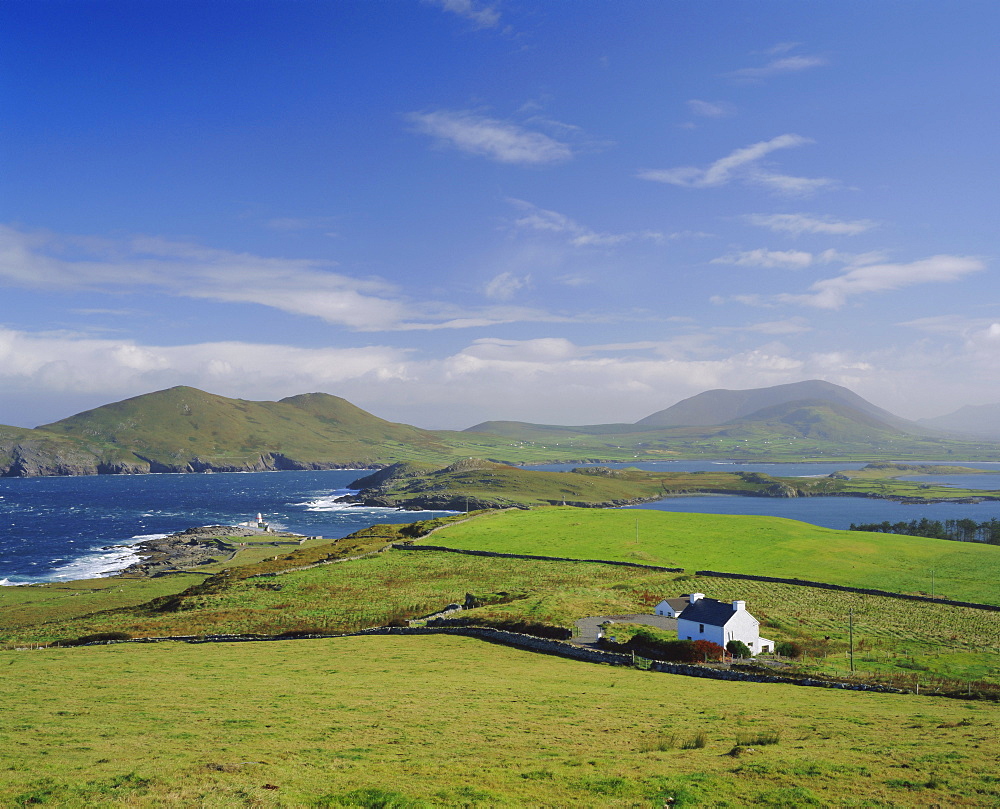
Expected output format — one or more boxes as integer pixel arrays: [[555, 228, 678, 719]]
[[654, 596, 691, 618], [675, 593, 773, 655]]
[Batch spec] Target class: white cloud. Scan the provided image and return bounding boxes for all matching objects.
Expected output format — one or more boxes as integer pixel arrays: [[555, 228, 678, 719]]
[[686, 99, 736, 118], [507, 199, 663, 247], [0, 225, 588, 333], [0, 326, 413, 422], [4, 324, 999, 429], [484, 272, 531, 300], [712, 249, 814, 270], [406, 109, 574, 165], [425, 0, 500, 28], [265, 216, 339, 235], [729, 54, 828, 81], [743, 318, 813, 335], [778, 255, 986, 309], [638, 134, 834, 196], [744, 213, 876, 236]]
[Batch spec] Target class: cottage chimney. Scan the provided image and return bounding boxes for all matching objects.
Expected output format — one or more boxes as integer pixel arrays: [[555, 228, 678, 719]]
[[689, 593, 704, 604], [732, 600, 746, 612]]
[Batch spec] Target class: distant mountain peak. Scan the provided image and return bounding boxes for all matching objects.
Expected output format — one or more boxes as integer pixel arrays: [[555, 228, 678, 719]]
[[635, 380, 911, 430]]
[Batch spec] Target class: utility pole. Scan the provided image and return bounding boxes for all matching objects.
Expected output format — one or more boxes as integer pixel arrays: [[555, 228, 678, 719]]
[[849, 608, 855, 674]]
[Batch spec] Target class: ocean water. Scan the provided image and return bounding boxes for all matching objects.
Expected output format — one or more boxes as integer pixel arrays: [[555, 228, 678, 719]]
[[3, 461, 1000, 586], [0, 470, 455, 586]]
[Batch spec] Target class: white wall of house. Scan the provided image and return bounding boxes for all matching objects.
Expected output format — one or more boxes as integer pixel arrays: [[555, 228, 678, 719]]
[[677, 616, 726, 647]]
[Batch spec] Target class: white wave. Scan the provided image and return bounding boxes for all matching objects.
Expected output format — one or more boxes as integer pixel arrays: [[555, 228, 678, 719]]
[[0, 577, 30, 586], [44, 533, 170, 583]]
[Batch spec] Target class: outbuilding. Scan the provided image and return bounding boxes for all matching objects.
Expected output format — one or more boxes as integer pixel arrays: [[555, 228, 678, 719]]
[[653, 596, 691, 618]]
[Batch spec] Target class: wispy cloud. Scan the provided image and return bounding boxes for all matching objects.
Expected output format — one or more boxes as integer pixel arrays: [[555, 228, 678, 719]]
[[729, 54, 828, 82], [484, 271, 531, 301], [686, 99, 736, 118], [265, 216, 339, 235], [712, 249, 814, 270], [778, 255, 986, 309], [507, 199, 663, 247], [744, 213, 876, 236], [425, 0, 500, 28], [0, 225, 585, 333], [638, 134, 835, 196], [406, 109, 574, 165]]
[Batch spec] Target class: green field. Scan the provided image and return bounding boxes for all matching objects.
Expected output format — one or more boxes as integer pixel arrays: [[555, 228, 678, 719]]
[[6, 543, 998, 687], [1, 635, 997, 807], [426, 507, 1000, 605]]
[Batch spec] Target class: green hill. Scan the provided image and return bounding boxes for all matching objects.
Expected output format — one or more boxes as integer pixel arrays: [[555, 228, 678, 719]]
[[636, 379, 922, 430], [31, 386, 456, 473], [424, 507, 1000, 605], [5, 381, 1000, 477]]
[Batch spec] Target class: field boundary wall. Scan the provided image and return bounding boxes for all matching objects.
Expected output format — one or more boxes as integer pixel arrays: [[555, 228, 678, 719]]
[[84, 626, 905, 694], [392, 543, 684, 573], [694, 570, 1000, 612], [390, 543, 998, 612]]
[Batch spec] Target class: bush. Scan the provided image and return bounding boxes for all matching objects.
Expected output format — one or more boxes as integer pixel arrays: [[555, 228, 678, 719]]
[[692, 640, 725, 661], [727, 640, 752, 659], [776, 641, 804, 659]]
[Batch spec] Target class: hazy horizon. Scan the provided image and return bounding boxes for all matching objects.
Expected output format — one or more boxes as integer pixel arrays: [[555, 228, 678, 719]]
[[3, 1, 997, 429]]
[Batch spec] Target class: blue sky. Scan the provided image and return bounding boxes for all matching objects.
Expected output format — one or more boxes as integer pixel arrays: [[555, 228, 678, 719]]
[[2, 0, 998, 428]]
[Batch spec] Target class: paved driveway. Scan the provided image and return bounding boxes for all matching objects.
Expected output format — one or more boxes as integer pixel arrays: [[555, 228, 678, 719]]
[[573, 613, 677, 645]]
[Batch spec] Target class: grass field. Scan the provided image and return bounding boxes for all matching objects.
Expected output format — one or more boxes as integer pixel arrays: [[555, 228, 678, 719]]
[[0, 575, 206, 633], [1, 635, 997, 807], [6, 545, 998, 687], [426, 507, 1000, 605]]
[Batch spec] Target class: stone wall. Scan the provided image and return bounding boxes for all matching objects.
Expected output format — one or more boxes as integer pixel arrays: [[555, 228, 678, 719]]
[[695, 570, 1000, 612], [392, 543, 683, 573], [86, 625, 905, 694]]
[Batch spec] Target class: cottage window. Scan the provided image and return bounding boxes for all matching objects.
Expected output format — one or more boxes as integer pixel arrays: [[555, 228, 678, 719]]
[[699, 623, 704, 633]]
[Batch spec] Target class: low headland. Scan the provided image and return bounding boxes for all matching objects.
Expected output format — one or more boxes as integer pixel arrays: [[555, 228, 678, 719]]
[[337, 458, 1000, 511]]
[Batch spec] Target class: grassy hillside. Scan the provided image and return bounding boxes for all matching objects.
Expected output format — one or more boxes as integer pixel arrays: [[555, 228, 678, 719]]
[[1, 635, 996, 807], [38, 386, 459, 470], [426, 507, 1000, 605]]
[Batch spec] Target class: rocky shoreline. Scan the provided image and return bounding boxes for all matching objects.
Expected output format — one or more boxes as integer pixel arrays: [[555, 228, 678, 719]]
[[116, 525, 307, 578]]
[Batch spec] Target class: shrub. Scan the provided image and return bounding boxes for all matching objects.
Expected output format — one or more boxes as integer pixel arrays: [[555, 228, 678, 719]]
[[727, 640, 752, 659], [628, 637, 698, 663], [692, 640, 725, 661], [776, 641, 804, 659]]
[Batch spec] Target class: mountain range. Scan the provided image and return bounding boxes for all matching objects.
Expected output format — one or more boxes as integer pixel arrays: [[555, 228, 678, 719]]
[[1, 381, 997, 476]]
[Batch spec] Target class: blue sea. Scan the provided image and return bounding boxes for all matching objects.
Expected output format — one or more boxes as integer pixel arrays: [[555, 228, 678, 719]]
[[0, 470, 455, 586], [3, 461, 1000, 586]]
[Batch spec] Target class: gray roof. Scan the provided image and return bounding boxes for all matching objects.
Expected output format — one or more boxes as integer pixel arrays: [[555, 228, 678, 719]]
[[677, 597, 738, 627], [659, 597, 690, 611]]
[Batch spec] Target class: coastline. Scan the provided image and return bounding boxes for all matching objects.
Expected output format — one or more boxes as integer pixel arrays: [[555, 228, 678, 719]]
[[115, 525, 308, 578]]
